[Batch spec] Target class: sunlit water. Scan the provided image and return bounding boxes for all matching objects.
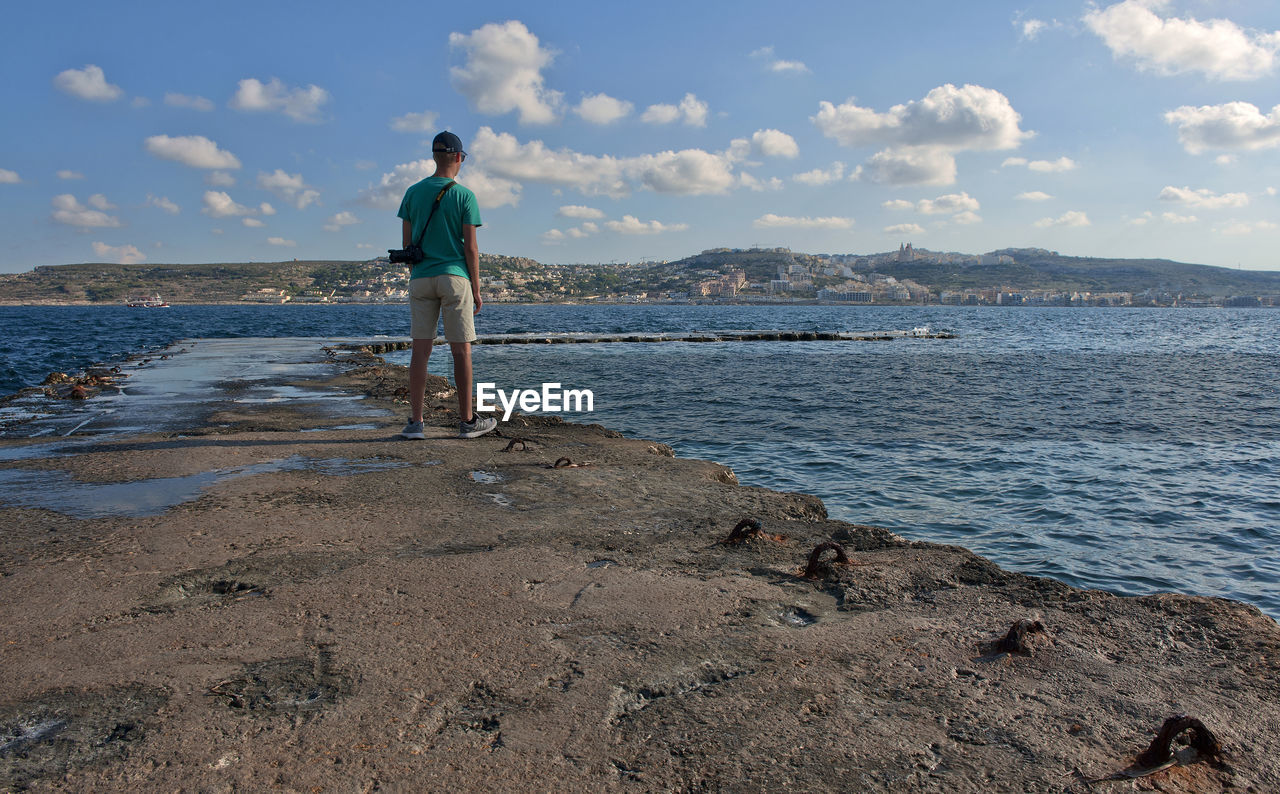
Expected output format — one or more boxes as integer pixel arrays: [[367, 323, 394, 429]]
[[2, 304, 1276, 617]]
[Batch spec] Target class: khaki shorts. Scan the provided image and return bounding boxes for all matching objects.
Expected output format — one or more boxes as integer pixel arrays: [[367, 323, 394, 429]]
[[409, 274, 476, 342]]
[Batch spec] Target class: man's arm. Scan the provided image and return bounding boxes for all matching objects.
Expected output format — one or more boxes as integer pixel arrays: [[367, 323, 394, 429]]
[[402, 219, 412, 248], [463, 223, 481, 314]]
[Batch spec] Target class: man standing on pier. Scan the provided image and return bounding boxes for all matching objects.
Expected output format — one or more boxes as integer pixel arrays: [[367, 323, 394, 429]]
[[397, 131, 497, 440]]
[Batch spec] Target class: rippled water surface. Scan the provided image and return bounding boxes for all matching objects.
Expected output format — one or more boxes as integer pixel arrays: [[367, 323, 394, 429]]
[[2, 304, 1277, 616]]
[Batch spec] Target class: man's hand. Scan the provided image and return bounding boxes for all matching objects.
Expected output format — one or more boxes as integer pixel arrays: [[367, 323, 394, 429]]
[[473, 289, 483, 314]]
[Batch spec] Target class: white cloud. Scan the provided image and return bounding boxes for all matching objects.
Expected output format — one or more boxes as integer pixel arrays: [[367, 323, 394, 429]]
[[605, 215, 689, 234], [54, 65, 123, 102], [1164, 102, 1280, 154], [358, 160, 435, 209], [1158, 185, 1249, 209], [750, 46, 809, 74], [242, 218, 265, 228], [267, 237, 296, 247], [1003, 156, 1077, 172], [201, 191, 255, 218], [1161, 211, 1198, 224], [751, 129, 799, 158], [463, 168, 523, 208], [164, 92, 214, 111], [1218, 220, 1277, 235], [916, 192, 980, 215], [390, 110, 439, 133], [1269, 187, 1278, 196], [468, 126, 738, 198], [449, 20, 563, 125], [1035, 210, 1090, 228], [91, 241, 145, 264], [206, 171, 236, 187], [1084, 0, 1280, 81], [641, 93, 708, 127], [557, 205, 605, 219], [51, 194, 121, 228], [1129, 211, 1154, 226], [884, 222, 925, 235], [863, 147, 957, 186], [144, 194, 180, 214], [322, 211, 361, 232], [1215, 154, 1237, 165], [145, 135, 241, 169], [230, 77, 330, 122], [257, 169, 320, 209], [952, 211, 983, 225], [814, 84, 1030, 186], [260, 203, 276, 216], [0, 169, 19, 184], [87, 193, 115, 210], [882, 199, 914, 210], [574, 93, 633, 125], [1021, 19, 1049, 40], [738, 173, 784, 191], [541, 228, 566, 244], [56, 170, 84, 180], [753, 214, 854, 230], [1016, 191, 1053, 201], [793, 162, 845, 186]]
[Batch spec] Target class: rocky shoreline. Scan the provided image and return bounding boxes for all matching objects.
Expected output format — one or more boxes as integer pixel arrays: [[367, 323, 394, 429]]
[[0, 342, 1277, 792]]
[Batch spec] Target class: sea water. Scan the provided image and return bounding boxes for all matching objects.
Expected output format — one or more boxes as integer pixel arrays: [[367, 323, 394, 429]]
[[1, 304, 1276, 617]]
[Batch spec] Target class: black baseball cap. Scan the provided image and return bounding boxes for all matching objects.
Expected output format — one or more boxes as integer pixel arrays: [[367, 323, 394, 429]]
[[432, 131, 466, 156]]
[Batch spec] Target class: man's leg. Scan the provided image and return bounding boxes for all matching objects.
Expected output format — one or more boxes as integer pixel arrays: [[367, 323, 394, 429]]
[[449, 341, 472, 421], [409, 338, 433, 423]]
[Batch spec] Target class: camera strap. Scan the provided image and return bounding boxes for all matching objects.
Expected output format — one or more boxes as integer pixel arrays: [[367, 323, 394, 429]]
[[412, 180, 457, 250]]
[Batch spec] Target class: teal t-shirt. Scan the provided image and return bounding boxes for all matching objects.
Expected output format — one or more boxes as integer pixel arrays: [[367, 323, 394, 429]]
[[397, 176, 482, 281]]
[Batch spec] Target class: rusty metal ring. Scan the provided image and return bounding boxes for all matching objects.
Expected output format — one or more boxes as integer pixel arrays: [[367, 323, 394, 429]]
[[803, 541, 850, 579]]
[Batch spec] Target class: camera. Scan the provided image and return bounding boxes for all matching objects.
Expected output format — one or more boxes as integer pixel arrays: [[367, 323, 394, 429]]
[[387, 244, 423, 265]]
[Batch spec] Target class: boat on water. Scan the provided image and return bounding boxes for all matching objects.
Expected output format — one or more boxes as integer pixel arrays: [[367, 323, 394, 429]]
[[124, 294, 170, 308]]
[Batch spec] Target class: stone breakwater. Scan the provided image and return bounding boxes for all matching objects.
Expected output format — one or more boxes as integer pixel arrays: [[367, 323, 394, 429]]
[[0, 340, 1276, 792]]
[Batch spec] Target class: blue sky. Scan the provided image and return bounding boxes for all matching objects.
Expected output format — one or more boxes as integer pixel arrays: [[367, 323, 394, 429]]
[[2, 0, 1278, 272]]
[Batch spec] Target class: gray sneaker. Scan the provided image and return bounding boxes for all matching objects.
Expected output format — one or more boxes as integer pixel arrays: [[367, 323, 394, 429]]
[[458, 414, 497, 439], [400, 418, 426, 440]]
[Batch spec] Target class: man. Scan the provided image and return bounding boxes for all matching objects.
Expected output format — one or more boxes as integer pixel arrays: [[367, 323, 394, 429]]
[[397, 131, 497, 440]]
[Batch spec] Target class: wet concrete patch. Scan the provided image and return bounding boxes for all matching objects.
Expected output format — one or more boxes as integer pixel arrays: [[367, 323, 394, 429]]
[[207, 651, 346, 714], [0, 685, 168, 790], [0, 455, 413, 518]]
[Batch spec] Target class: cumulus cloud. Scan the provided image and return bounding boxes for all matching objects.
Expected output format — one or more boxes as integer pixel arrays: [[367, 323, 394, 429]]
[[0, 169, 20, 184], [260, 202, 276, 216], [145, 134, 241, 169], [357, 158, 520, 210], [1129, 211, 1154, 226], [1218, 220, 1277, 235], [164, 92, 214, 111], [1035, 210, 1090, 228], [1161, 211, 1199, 224], [267, 237, 296, 247], [56, 170, 84, 180], [739, 173, 784, 191], [882, 199, 914, 210], [641, 93, 708, 127], [1003, 156, 1077, 172], [558, 205, 605, 219], [51, 194, 121, 228], [322, 211, 360, 232], [242, 218, 265, 228], [230, 77, 330, 122], [1158, 185, 1249, 209], [814, 84, 1030, 185], [87, 194, 115, 210], [1084, 0, 1280, 81], [91, 241, 145, 264], [752, 129, 799, 158], [753, 214, 854, 230], [1016, 191, 1053, 201], [1021, 19, 1049, 40], [450, 20, 563, 125], [884, 222, 925, 235], [463, 169, 523, 208], [54, 65, 123, 102], [605, 215, 689, 234], [257, 169, 320, 209], [574, 93, 633, 125], [1164, 102, 1280, 154], [144, 194, 180, 214], [468, 126, 739, 198], [952, 210, 983, 225], [750, 46, 809, 74], [390, 110, 439, 133], [793, 162, 845, 186], [916, 192, 979, 215], [541, 229, 565, 244], [567, 222, 598, 238], [201, 191, 256, 218]]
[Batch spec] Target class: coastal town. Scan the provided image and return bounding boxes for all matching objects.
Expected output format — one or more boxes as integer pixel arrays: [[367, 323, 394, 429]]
[[242, 244, 1278, 309]]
